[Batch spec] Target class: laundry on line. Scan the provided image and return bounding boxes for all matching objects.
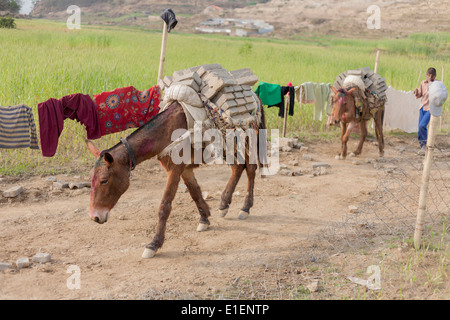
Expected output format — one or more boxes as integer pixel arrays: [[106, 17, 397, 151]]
[[93, 85, 160, 136], [0, 104, 39, 150]]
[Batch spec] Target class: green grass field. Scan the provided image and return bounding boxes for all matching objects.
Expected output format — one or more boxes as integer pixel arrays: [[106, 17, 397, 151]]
[[1, 19, 449, 175]]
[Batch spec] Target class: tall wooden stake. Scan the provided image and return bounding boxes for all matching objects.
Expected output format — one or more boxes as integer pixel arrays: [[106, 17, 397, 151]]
[[414, 115, 439, 249], [441, 65, 444, 131], [374, 50, 381, 74], [157, 21, 169, 83]]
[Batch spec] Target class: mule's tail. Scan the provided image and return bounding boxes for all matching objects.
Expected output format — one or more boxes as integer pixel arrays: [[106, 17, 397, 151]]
[[256, 101, 268, 176]]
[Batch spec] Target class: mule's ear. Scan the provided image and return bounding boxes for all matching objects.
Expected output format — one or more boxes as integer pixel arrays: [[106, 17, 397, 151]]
[[85, 139, 101, 158], [347, 87, 357, 95], [103, 152, 114, 165], [330, 86, 338, 95]]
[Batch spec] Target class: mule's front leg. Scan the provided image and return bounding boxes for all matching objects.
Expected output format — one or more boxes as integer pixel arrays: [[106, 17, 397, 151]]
[[142, 163, 184, 259], [353, 121, 368, 156], [238, 164, 257, 220], [219, 164, 245, 217], [337, 122, 349, 159]]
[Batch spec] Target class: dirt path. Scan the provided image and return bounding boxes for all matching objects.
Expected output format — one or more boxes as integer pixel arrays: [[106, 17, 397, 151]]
[[0, 134, 427, 299]]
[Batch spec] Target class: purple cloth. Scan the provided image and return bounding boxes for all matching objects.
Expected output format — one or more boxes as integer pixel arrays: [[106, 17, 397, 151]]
[[38, 93, 101, 157]]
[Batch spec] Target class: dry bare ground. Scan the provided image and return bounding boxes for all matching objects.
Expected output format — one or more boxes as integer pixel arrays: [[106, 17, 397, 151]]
[[1, 131, 449, 300]]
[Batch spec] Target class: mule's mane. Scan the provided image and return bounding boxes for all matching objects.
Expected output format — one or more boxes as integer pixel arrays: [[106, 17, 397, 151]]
[[99, 104, 176, 156]]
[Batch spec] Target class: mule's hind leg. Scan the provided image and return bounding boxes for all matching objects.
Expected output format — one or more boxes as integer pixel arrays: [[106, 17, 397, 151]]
[[143, 158, 185, 258], [374, 110, 385, 157], [219, 164, 245, 217], [181, 166, 211, 232], [238, 163, 257, 220]]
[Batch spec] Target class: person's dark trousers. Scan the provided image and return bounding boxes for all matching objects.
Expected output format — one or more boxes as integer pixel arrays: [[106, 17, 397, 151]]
[[418, 107, 431, 148]]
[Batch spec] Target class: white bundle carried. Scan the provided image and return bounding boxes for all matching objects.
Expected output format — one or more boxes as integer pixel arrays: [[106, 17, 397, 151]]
[[428, 80, 448, 117]]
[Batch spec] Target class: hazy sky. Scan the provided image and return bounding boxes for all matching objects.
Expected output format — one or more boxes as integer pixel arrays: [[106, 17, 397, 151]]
[[20, 0, 36, 15]]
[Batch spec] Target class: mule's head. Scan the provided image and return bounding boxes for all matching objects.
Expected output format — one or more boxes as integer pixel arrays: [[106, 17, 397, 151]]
[[85, 140, 131, 224], [328, 86, 356, 126]]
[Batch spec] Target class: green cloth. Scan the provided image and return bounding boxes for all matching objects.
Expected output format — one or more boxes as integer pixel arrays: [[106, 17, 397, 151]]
[[255, 82, 282, 106]]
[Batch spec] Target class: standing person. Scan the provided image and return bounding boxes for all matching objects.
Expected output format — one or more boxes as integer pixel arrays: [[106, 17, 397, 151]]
[[414, 67, 436, 155]]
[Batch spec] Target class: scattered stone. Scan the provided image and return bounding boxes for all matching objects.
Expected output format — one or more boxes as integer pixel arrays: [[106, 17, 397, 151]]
[[292, 170, 304, 176], [279, 137, 295, 148], [349, 205, 359, 213], [300, 146, 309, 153], [281, 146, 292, 152], [302, 154, 313, 161], [352, 160, 362, 165], [53, 181, 69, 190], [306, 281, 321, 293], [16, 257, 30, 269], [0, 262, 12, 271], [3, 186, 23, 198], [69, 182, 90, 190], [293, 142, 303, 149], [280, 169, 292, 176], [312, 162, 329, 169], [32, 252, 51, 264]]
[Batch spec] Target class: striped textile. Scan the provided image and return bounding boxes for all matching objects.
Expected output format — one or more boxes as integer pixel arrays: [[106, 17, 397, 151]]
[[0, 104, 39, 150]]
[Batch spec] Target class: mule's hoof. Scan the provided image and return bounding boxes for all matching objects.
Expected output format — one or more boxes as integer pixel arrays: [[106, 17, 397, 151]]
[[349, 152, 356, 157], [142, 248, 156, 259], [335, 155, 345, 160], [238, 210, 249, 220], [219, 208, 228, 217], [197, 223, 209, 232]]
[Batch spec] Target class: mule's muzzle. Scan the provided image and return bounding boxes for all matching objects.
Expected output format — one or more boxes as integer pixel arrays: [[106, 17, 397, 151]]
[[89, 208, 109, 224], [327, 115, 340, 127]]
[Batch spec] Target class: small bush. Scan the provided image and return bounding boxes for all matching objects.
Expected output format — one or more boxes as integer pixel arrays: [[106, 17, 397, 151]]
[[0, 17, 16, 29]]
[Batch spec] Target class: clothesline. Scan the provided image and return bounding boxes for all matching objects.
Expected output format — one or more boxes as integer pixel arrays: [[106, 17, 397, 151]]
[[255, 81, 333, 121], [0, 81, 426, 156], [0, 85, 161, 157]]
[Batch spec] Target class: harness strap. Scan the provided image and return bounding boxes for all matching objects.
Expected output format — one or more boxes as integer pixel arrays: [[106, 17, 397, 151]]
[[120, 137, 136, 171]]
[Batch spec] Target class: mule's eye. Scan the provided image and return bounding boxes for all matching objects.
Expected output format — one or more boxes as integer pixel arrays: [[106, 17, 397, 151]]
[[100, 180, 108, 185]]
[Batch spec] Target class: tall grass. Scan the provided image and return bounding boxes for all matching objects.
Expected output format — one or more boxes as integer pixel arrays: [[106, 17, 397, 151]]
[[0, 19, 449, 175]]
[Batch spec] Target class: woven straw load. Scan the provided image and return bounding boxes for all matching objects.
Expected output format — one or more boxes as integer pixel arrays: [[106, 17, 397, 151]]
[[159, 64, 260, 129]]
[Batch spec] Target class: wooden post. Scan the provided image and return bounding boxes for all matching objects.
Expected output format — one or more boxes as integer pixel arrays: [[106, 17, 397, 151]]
[[414, 115, 439, 249], [374, 50, 381, 74], [282, 97, 288, 137], [157, 21, 169, 83], [441, 65, 444, 131]]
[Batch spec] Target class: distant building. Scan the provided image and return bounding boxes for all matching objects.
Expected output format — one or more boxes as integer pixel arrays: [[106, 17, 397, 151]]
[[196, 18, 274, 37]]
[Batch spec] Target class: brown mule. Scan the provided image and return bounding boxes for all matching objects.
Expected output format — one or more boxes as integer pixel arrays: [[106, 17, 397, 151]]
[[328, 86, 385, 159], [86, 102, 266, 258]]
